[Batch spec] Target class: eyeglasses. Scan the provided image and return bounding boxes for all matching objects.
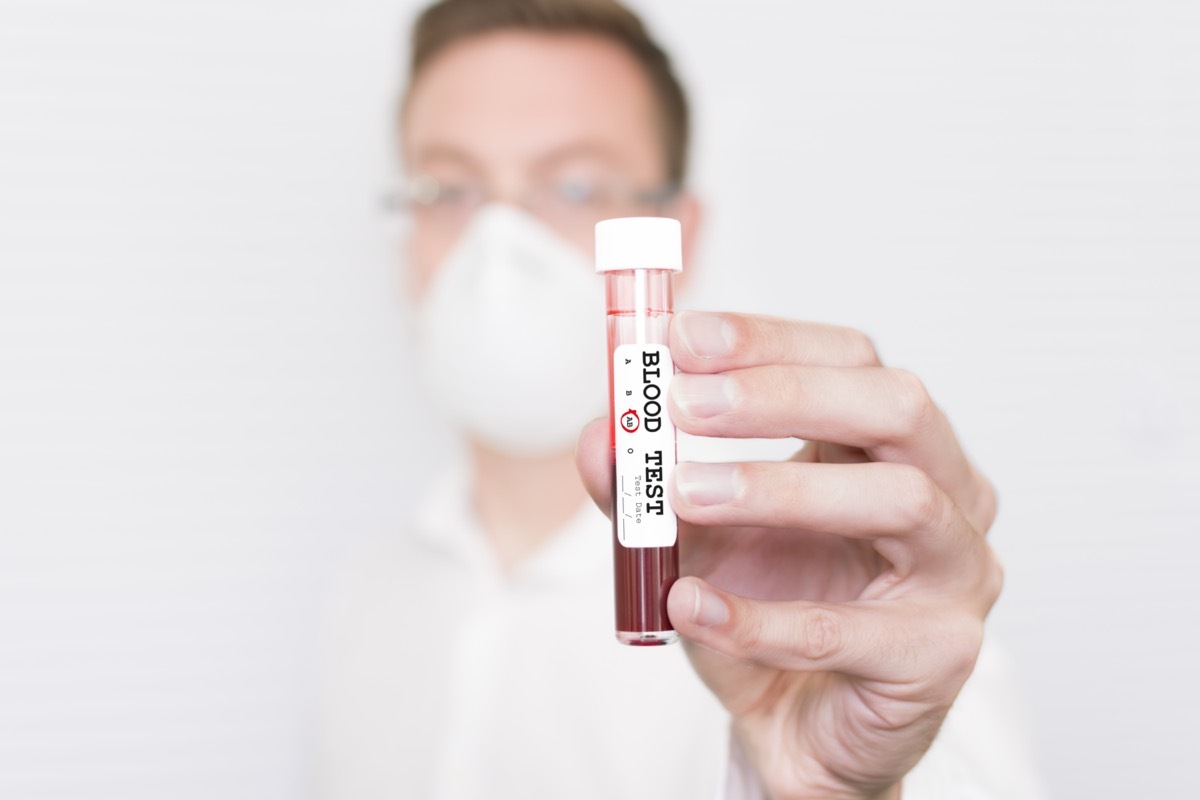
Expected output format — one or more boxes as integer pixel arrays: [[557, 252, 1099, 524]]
[[382, 174, 679, 241]]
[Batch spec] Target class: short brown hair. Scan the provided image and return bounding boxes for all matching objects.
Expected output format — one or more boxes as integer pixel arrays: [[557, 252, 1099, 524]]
[[404, 0, 691, 186]]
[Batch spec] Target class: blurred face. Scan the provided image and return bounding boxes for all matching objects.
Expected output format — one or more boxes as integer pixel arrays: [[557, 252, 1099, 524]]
[[400, 31, 682, 293]]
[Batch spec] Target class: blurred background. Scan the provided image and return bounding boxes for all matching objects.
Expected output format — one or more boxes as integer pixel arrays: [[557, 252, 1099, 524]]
[[1, 1, 1197, 798]]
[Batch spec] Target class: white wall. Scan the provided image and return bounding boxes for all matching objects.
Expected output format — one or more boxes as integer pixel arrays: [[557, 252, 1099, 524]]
[[1, 1, 1196, 798]]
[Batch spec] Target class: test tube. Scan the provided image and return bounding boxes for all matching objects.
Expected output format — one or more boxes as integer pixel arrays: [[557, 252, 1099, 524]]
[[595, 217, 682, 646]]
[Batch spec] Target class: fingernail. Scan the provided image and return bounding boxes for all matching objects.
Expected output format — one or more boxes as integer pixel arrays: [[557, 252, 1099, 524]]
[[674, 461, 739, 506], [671, 373, 735, 418], [692, 584, 729, 627], [676, 311, 735, 359]]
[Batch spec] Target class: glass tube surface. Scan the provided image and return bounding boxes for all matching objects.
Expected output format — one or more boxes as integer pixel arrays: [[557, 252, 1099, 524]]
[[606, 269, 679, 646]]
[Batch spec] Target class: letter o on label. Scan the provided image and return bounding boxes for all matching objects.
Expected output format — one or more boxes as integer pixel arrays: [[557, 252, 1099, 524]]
[[644, 384, 661, 401], [627, 447, 635, 454], [644, 401, 661, 418]]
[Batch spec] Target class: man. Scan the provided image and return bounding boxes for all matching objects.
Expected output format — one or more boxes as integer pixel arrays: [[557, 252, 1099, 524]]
[[319, 1, 1045, 798]]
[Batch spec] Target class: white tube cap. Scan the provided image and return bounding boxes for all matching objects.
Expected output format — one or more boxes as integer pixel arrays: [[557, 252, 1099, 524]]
[[595, 217, 683, 273]]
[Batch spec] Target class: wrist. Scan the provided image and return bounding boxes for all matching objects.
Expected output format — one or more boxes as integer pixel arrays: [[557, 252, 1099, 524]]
[[875, 783, 902, 800], [760, 778, 902, 800]]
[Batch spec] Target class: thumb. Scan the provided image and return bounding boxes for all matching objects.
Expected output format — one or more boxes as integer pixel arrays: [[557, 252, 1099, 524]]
[[667, 577, 930, 683], [575, 417, 612, 516]]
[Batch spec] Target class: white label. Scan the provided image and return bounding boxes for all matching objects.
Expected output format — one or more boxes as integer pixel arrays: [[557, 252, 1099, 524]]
[[613, 344, 677, 548]]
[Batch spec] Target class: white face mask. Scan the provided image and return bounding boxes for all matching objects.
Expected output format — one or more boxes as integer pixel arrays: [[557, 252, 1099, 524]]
[[410, 204, 608, 457]]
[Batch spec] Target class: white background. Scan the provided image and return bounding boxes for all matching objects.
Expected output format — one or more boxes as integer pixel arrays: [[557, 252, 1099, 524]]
[[1, 1, 1197, 798]]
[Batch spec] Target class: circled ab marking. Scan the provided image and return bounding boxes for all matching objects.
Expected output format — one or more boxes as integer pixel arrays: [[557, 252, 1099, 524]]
[[620, 409, 640, 433]]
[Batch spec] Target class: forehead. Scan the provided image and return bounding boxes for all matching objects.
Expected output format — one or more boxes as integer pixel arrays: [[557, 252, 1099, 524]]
[[402, 31, 663, 178]]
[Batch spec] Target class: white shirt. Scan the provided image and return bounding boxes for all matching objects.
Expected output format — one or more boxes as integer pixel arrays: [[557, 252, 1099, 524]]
[[316, 465, 1049, 800]]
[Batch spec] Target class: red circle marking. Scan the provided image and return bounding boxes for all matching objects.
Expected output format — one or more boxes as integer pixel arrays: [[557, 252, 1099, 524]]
[[620, 409, 640, 433]]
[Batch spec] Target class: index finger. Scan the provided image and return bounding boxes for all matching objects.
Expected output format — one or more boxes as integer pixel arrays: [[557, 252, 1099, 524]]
[[670, 311, 881, 374]]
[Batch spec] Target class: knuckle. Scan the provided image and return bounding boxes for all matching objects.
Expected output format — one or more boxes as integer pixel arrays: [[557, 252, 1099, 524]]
[[888, 368, 937, 439], [977, 476, 999, 532], [981, 549, 1005, 609], [846, 327, 881, 366], [896, 465, 950, 534], [942, 616, 985, 683], [800, 607, 843, 662]]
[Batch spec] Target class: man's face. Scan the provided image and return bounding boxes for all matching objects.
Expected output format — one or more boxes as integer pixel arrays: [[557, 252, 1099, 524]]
[[400, 31, 673, 293]]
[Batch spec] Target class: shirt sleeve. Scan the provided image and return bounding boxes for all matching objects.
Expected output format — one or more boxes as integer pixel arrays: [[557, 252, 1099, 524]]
[[716, 640, 1051, 800], [718, 731, 766, 800]]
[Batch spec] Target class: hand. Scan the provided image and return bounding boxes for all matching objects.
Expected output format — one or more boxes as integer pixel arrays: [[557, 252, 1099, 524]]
[[576, 311, 1003, 800]]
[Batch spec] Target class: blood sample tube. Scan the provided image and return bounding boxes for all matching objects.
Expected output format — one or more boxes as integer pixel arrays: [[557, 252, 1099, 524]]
[[595, 217, 682, 646]]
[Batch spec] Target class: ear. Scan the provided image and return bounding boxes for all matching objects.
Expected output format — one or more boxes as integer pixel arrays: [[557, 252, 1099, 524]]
[[666, 190, 704, 295]]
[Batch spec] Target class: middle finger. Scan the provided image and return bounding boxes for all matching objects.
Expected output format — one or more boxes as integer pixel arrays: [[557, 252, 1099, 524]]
[[669, 364, 979, 512]]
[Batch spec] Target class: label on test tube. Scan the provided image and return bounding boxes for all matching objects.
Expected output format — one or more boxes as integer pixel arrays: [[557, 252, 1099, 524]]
[[613, 343, 677, 548]]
